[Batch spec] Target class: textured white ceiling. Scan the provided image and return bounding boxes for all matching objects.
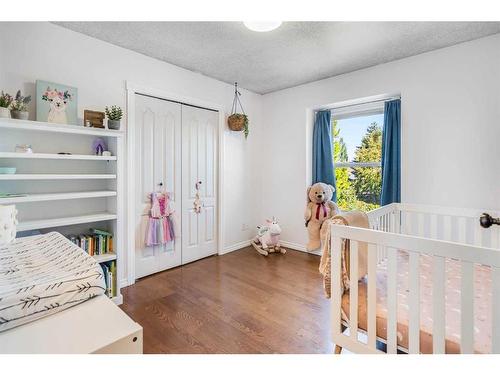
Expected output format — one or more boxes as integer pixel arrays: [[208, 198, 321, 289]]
[[54, 22, 500, 94]]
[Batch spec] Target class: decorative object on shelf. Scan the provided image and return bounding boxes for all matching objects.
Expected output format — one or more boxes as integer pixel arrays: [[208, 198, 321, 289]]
[[228, 82, 249, 138], [193, 180, 202, 214], [0, 167, 17, 174], [10, 90, 31, 120], [105, 105, 123, 130], [84, 109, 105, 128], [36, 80, 77, 125], [0, 91, 13, 119], [84, 110, 105, 128], [0, 204, 18, 245], [102, 151, 112, 157], [15, 144, 33, 153], [252, 217, 285, 256], [92, 138, 107, 156], [145, 186, 176, 247]]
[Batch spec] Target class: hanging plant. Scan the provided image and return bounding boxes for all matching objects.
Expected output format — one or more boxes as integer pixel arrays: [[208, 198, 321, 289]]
[[228, 82, 249, 138]]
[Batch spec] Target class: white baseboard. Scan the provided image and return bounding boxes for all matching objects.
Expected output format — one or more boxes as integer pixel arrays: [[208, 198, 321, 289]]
[[219, 240, 252, 255], [119, 277, 130, 288], [280, 240, 321, 256]]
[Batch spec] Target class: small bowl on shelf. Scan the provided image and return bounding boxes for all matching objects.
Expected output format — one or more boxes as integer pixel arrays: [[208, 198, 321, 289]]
[[0, 167, 16, 174]]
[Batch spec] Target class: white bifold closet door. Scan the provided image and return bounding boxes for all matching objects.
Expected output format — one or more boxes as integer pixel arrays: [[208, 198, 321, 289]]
[[134, 94, 218, 279], [134, 95, 182, 278], [181, 105, 218, 264]]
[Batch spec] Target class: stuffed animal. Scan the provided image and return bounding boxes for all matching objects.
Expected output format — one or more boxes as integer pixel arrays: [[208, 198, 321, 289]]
[[252, 217, 286, 256], [304, 182, 339, 251]]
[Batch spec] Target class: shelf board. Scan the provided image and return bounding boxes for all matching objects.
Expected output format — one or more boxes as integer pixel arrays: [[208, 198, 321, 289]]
[[0, 152, 117, 161], [0, 174, 116, 180], [93, 252, 117, 263], [0, 191, 117, 204], [17, 213, 117, 231], [0, 118, 124, 137]]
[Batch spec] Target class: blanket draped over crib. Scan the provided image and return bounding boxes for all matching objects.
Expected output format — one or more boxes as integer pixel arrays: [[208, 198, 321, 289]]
[[319, 210, 369, 298]]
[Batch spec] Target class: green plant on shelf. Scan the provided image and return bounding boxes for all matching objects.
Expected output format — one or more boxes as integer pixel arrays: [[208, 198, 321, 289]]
[[105, 105, 123, 121], [0, 91, 13, 108], [10, 90, 31, 111]]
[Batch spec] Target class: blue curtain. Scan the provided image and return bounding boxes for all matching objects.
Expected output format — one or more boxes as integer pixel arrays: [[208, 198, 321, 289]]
[[381, 99, 401, 205], [312, 110, 337, 202]]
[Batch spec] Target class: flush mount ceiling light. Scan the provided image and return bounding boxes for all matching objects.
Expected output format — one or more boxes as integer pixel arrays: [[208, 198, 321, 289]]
[[244, 21, 282, 32]]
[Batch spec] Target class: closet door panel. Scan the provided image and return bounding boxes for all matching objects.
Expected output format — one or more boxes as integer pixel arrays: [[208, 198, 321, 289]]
[[181, 105, 218, 264], [135, 95, 182, 279]]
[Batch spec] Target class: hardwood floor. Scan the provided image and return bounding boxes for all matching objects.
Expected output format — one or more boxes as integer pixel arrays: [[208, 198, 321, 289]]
[[120, 247, 333, 353]]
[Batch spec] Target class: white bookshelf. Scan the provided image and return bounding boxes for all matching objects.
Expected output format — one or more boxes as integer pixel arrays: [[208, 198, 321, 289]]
[[0, 174, 116, 180], [0, 151, 117, 161], [0, 117, 124, 137], [2, 191, 117, 204], [0, 118, 125, 305], [93, 252, 117, 263]]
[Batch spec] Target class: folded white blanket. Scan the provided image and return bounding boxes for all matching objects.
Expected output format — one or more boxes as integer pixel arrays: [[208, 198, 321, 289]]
[[0, 232, 106, 332]]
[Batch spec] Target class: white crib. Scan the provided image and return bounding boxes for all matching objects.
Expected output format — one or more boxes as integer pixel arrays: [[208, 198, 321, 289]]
[[331, 203, 500, 354]]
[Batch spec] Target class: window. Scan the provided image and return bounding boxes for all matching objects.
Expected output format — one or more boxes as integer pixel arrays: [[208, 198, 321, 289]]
[[332, 105, 384, 211]]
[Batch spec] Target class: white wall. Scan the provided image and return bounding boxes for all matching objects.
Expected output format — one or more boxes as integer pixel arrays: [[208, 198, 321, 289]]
[[261, 34, 500, 248], [1, 22, 499, 262], [0, 22, 264, 282]]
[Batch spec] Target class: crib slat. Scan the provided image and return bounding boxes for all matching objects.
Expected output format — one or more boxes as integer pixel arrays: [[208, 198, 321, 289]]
[[433, 256, 446, 353], [387, 247, 398, 353], [332, 236, 343, 336], [474, 225, 482, 247], [443, 215, 452, 241], [460, 261, 474, 354], [405, 212, 412, 235], [349, 241, 359, 339], [409, 251, 420, 354], [367, 243, 377, 349], [458, 217, 466, 245], [493, 267, 500, 354], [491, 228, 499, 250], [430, 214, 438, 239], [417, 213, 424, 237]]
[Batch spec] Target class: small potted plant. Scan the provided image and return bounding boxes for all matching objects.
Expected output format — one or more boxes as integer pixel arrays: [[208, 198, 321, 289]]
[[228, 113, 249, 138], [228, 83, 249, 138], [10, 90, 31, 120], [0, 91, 13, 119], [105, 105, 123, 130]]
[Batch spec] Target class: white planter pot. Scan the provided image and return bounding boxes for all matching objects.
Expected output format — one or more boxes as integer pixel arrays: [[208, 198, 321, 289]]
[[0, 107, 10, 118]]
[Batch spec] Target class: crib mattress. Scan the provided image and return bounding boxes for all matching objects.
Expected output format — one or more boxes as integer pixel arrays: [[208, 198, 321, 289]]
[[341, 251, 492, 353], [0, 232, 106, 332]]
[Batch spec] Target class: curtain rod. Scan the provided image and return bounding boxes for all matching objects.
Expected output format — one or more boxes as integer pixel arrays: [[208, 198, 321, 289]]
[[317, 96, 401, 112]]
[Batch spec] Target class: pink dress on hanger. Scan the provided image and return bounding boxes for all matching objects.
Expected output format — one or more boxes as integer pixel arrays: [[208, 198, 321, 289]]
[[145, 192, 176, 246]]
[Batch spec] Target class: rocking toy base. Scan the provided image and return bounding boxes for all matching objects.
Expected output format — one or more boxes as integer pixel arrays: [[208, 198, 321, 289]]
[[251, 241, 286, 256]]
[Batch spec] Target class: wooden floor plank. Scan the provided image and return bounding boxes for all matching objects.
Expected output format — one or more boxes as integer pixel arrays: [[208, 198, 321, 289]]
[[121, 247, 331, 353]]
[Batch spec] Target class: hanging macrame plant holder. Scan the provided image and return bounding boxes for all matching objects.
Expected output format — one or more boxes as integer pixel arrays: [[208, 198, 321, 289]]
[[228, 82, 249, 138]]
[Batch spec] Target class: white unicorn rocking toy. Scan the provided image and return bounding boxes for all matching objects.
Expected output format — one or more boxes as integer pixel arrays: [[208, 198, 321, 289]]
[[252, 217, 286, 256]]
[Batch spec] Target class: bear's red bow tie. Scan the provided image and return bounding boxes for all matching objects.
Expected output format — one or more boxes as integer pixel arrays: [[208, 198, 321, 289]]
[[315, 202, 327, 220]]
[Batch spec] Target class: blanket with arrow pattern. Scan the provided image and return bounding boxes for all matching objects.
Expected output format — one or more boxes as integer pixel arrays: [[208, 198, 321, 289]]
[[0, 232, 106, 332]]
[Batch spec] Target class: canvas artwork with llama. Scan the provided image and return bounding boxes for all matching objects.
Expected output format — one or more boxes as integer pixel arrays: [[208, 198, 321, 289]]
[[36, 80, 78, 125]]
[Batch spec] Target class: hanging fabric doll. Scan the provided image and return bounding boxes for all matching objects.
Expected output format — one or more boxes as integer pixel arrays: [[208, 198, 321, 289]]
[[145, 190, 176, 247]]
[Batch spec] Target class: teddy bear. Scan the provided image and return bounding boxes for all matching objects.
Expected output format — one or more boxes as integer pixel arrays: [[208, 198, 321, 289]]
[[304, 182, 339, 251]]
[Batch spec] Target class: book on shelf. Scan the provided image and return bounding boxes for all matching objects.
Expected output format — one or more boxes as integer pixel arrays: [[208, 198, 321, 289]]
[[100, 260, 117, 298], [67, 229, 113, 256]]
